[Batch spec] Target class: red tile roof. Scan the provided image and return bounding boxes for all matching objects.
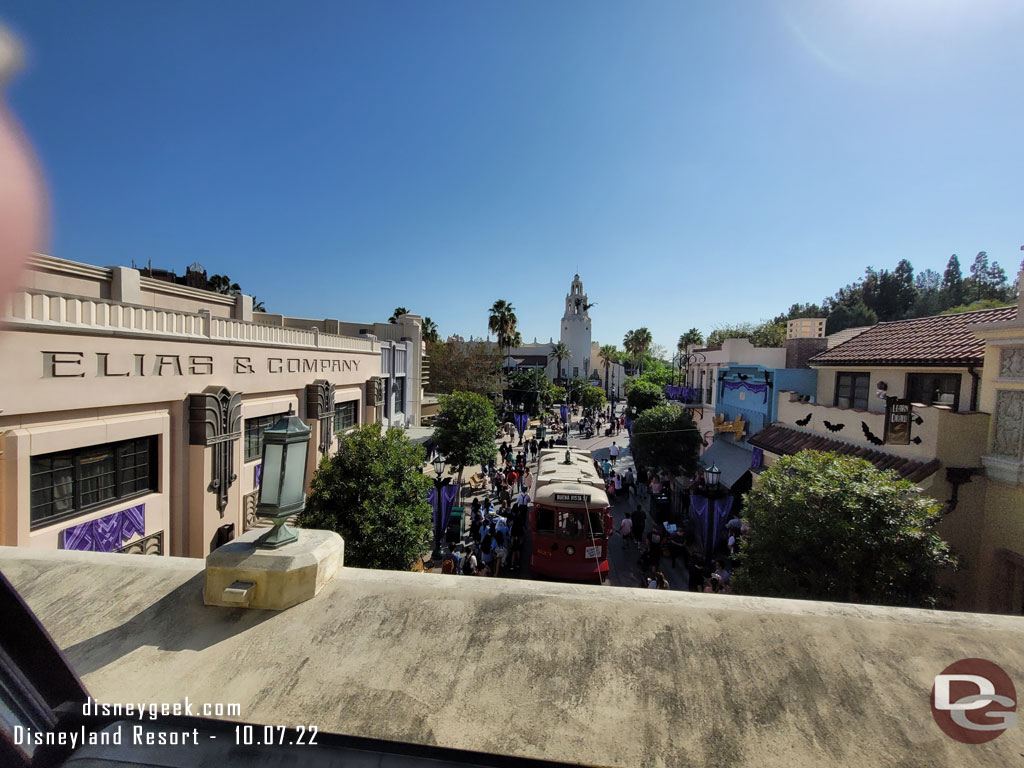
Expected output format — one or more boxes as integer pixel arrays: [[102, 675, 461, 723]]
[[809, 306, 1017, 366], [749, 424, 941, 483]]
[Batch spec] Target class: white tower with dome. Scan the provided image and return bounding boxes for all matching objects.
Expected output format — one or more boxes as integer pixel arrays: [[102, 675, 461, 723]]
[[559, 274, 592, 381]]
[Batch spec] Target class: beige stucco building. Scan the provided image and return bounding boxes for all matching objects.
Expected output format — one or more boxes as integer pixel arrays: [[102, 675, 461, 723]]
[[0, 254, 425, 559], [750, 301, 1023, 613]]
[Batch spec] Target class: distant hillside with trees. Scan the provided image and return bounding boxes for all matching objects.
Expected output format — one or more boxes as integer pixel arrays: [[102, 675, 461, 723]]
[[701, 252, 1021, 344]]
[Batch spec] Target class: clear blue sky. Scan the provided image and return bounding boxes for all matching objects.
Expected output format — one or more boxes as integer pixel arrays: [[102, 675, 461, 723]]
[[4, 0, 1023, 355]]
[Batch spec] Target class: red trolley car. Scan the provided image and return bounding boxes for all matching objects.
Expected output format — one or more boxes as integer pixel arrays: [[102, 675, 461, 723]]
[[529, 448, 614, 582]]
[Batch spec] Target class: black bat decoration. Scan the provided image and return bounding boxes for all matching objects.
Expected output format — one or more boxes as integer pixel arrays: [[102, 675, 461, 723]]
[[823, 420, 845, 433], [737, 374, 749, 381], [861, 421, 884, 446], [913, 415, 923, 425], [795, 413, 812, 427], [911, 437, 922, 445]]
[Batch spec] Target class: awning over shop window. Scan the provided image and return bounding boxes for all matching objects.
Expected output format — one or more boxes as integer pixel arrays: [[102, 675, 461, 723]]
[[700, 439, 755, 489]]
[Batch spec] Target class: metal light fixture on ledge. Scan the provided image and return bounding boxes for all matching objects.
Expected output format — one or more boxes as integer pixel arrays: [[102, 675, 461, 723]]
[[255, 413, 311, 549], [705, 463, 722, 489]]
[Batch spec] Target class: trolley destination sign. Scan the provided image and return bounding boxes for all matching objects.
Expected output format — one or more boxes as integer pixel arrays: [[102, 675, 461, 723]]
[[554, 493, 591, 503]]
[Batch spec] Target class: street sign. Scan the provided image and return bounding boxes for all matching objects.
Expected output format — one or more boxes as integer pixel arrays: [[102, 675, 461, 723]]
[[554, 493, 590, 503]]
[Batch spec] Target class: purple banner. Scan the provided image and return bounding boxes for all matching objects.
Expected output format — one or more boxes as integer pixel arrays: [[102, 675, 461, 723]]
[[559, 405, 569, 423], [513, 411, 529, 436], [254, 462, 263, 489], [62, 504, 147, 553], [428, 483, 462, 533], [689, 494, 709, 560], [710, 496, 734, 558], [722, 379, 769, 403], [665, 385, 683, 401], [750, 447, 764, 471]]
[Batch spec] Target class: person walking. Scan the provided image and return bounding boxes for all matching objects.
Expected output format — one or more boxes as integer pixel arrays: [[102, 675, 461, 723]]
[[619, 512, 633, 549], [608, 441, 620, 465], [632, 504, 646, 548]]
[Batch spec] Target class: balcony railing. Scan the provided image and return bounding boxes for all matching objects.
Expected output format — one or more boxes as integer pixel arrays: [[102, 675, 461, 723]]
[[3, 289, 377, 353]]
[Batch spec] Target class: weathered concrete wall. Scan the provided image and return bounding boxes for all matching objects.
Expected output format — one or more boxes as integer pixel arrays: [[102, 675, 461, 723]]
[[2, 547, 1022, 767]]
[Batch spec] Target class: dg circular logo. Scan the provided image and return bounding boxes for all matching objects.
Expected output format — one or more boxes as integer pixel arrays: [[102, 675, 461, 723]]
[[931, 658, 1018, 744]]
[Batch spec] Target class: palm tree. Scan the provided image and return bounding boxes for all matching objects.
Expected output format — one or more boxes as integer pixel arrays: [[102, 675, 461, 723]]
[[633, 327, 653, 376], [676, 328, 703, 385], [677, 328, 704, 352], [550, 341, 571, 383], [252, 297, 267, 313], [208, 274, 241, 296], [488, 299, 519, 378], [421, 317, 440, 343], [389, 307, 410, 324], [598, 343, 618, 395]]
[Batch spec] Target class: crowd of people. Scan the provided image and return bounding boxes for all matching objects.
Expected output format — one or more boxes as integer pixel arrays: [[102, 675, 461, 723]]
[[438, 406, 746, 595]]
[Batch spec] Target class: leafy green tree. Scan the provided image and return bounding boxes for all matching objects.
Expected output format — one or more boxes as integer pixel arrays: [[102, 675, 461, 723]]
[[505, 367, 553, 415], [825, 301, 877, 334], [706, 320, 785, 349], [630, 404, 702, 476], [636, 357, 673, 388], [732, 451, 956, 608], [579, 385, 606, 411], [939, 298, 1016, 315], [784, 303, 824, 320], [566, 377, 587, 404], [426, 341, 501, 396], [388, 307, 410, 323], [433, 391, 497, 485], [298, 424, 432, 570], [625, 379, 666, 415]]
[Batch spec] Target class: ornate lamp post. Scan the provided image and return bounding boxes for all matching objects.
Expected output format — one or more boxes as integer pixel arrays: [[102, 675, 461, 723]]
[[431, 453, 448, 561], [254, 413, 311, 549], [700, 462, 723, 566]]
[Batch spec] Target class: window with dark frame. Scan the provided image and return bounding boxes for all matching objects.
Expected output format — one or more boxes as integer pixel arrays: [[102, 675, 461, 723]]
[[244, 412, 289, 462], [393, 377, 405, 415], [334, 400, 358, 434], [906, 373, 962, 411], [30, 436, 157, 529], [834, 372, 870, 410]]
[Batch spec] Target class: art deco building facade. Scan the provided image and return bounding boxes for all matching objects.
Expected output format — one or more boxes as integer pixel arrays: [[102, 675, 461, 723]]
[[0, 254, 424, 559]]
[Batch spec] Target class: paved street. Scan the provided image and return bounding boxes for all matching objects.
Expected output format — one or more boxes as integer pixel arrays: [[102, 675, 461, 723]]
[[437, 411, 691, 591]]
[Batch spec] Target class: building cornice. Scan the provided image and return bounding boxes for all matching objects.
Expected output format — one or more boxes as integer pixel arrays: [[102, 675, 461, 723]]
[[26, 252, 112, 281]]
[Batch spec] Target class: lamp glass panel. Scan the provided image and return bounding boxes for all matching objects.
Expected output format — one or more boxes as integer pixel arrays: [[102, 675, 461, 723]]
[[281, 441, 307, 507], [260, 443, 283, 506]]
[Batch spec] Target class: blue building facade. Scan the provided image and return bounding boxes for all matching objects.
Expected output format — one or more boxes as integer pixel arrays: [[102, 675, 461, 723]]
[[701, 365, 817, 489]]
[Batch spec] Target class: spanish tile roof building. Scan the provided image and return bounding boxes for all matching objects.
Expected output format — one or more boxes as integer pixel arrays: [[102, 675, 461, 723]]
[[809, 306, 1017, 367]]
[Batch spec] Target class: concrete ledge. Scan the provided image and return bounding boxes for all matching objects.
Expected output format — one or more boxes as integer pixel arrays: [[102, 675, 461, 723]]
[[3, 547, 1024, 767], [203, 528, 344, 610]]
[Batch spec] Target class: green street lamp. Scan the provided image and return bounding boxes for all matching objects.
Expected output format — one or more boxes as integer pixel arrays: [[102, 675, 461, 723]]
[[255, 413, 311, 549]]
